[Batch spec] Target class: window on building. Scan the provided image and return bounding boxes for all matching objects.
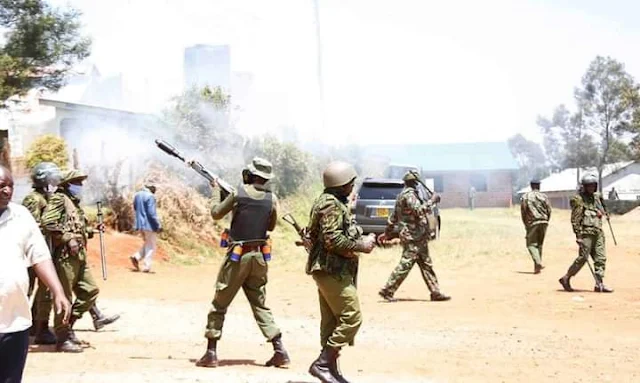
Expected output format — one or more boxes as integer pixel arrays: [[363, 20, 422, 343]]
[[469, 173, 488, 192]]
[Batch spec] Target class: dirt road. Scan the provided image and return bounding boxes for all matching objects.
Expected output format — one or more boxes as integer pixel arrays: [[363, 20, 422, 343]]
[[23, 210, 640, 382]]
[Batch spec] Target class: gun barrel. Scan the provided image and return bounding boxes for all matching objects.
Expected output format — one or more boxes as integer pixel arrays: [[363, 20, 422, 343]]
[[97, 201, 107, 280], [155, 139, 185, 161]]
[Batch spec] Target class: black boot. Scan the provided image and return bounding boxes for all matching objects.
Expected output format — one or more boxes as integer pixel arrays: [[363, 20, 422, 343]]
[[430, 291, 451, 301], [309, 347, 341, 383], [66, 316, 87, 346], [195, 339, 218, 368], [594, 277, 614, 293], [90, 305, 120, 331], [265, 333, 291, 367], [559, 275, 573, 292], [33, 320, 57, 345], [332, 349, 351, 383], [378, 289, 396, 302], [55, 327, 83, 353]]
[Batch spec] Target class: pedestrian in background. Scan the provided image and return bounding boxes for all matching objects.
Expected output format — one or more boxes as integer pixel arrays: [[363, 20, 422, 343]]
[[130, 184, 162, 273]]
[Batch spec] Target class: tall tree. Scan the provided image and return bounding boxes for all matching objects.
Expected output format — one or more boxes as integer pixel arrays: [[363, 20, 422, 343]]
[[575, 56, 640, 188], [0, 0, 91, 103], [507, 133, 548, 190]]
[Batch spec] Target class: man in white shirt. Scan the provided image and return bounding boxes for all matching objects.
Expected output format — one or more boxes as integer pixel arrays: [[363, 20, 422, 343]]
[[0, 166, 70, 383]]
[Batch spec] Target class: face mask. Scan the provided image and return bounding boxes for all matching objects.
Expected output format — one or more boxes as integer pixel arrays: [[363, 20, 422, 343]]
[[45, 184, 57, 195], [67, 184, 83, 199]]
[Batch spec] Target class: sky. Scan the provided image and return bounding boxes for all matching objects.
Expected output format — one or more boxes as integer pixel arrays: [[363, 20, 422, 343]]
[[46, 0, 640, 146]]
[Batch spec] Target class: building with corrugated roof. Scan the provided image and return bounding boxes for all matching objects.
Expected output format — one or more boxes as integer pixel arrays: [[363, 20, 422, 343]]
[[365, 142, 518, 208]]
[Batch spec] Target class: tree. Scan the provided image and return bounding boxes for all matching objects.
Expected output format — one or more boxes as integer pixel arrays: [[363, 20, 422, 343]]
[[575, 56, 640, 188], [537, 105, 599, 174], [507, 134, 548, 190], [1, 0, 91, 103], [163, 86, 244, 182], [247, 135, 311, 198], [25, 134, 69, 169]]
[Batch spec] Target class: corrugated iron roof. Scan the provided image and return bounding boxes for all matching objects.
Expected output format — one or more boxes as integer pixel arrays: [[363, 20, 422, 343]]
[[365, 142, 519, 172], [518, 161, 635, 194]]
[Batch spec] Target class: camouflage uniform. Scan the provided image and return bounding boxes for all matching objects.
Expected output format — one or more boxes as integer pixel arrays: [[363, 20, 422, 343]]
[[520, 190, 551, 269], [380, 184, 448, 300], [566, 191, 607, 279], [306, 191, 363, 349], [41, 186, 99, 335]]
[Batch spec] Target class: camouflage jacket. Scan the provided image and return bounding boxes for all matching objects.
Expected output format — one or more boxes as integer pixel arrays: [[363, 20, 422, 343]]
[[305, 191, 363, 278], [22, 189, 48, 227], [570, 192, 606, 237], [520, 190, 552, 228], [41, 190, 93, 258], [385, 186, 431, 243]]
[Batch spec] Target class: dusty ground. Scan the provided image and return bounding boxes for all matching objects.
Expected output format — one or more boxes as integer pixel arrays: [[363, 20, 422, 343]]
[[23, 209, 640, 383]]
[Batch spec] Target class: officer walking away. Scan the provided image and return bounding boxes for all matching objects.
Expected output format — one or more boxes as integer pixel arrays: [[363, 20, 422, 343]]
[[22, 162, 62, 345], [0, 165, 71, 383], [41, 169, 120, 353], [468, 185, 476, 210], [130, 184, 162, 273], [378, 171, 450, 302], [306, 161, 376, 383], [196, 158, 290, 369], [559, 174, 614, 293], [520, 178, 552, 274]]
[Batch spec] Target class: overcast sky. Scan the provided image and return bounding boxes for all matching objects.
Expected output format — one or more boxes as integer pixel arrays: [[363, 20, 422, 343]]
[[48, 0, 640, 146]]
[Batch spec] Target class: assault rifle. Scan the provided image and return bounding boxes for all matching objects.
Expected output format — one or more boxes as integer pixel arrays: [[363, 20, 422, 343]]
[[155, 139, 236, 195]]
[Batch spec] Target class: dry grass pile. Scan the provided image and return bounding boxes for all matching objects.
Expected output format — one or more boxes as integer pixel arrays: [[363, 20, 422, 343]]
[[139, 166, 227, 260]]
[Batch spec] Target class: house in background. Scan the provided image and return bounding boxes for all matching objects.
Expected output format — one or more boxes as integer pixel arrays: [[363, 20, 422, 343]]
[[365, 142, 519, 208], [517, 161, 640, 209]]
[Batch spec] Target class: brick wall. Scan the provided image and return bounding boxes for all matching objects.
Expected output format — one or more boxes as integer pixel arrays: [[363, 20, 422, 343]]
[[430, 170, 514, 208]]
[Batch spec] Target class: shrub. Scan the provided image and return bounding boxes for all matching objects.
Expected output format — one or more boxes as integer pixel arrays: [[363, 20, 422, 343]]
[[25, 134, 69, 170]]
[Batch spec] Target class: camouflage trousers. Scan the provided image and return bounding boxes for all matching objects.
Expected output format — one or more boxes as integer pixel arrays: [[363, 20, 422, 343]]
[[204, 251, 281, 341], [567, 231, 606, 280], [381, 241, 440, 296], [313, 271, 362, 349], [525, 223, 547, 267], [54, 250, 100, 331]]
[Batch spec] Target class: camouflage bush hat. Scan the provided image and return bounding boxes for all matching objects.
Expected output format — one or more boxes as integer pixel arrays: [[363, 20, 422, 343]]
[[59, 169, 88, 185], [247, 157, 274, 180]]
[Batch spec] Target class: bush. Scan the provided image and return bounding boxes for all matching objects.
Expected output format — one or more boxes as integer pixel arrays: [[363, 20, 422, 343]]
[[25, 134, 69, 170]]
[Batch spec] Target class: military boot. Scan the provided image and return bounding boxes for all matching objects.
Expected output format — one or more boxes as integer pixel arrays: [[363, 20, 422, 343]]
[[195, 339, 218, 368], [265, 333, 291, 367], [55, 327, 83, 353], [594, 278, 614, 293], [309, 346, 341, 383], [558, 275, 573, 292], [332, 350, 351, 383], [534, 264, 545, 274], [378, 289, 396, 302], [430, 291, 451, 301], [33, 320, 57, 345], [90, 305, 121, 331]]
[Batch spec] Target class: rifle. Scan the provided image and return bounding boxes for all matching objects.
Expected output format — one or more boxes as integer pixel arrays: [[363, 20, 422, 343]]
[[155, 139, 236, 196], [96, 201, 107, 280], [599, 196, 618, 246], [282, 214, 311, 252]]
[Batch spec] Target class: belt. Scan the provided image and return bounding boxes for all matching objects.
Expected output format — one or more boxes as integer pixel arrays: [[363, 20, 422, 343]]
[[241, 245, 262, 254]]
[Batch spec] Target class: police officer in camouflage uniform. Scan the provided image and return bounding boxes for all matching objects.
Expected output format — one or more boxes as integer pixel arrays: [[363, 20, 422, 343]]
[[559, 174, 614, 293], [22, 162, 62, 345], [377, 170, 450, 302], [41, 169, 119, 352], [306, 161, 376, 383], [196, 158, 290, 369], [520, 178, 552, 274]]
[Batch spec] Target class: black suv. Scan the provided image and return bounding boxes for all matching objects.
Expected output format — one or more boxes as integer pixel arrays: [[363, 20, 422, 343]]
[[353, 178, 440, 238]]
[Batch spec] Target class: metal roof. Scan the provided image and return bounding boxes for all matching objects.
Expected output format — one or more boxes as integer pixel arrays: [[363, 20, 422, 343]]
[[365, 142, 518, 172], [517, 161, 635, 194]]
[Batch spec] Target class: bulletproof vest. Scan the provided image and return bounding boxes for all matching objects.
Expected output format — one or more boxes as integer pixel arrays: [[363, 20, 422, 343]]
[[61, 193, 89, 243], [229, 185, 273, 242]]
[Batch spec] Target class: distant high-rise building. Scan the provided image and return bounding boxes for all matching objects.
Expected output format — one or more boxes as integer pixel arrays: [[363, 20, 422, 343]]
[[184, 45, 231, 91]]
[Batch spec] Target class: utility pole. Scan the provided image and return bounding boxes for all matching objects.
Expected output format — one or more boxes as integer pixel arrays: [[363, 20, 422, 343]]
[[312, 0, 326, 132]]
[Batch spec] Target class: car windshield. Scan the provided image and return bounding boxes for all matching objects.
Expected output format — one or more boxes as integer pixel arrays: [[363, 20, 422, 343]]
[[358, 183, 403, 200]]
